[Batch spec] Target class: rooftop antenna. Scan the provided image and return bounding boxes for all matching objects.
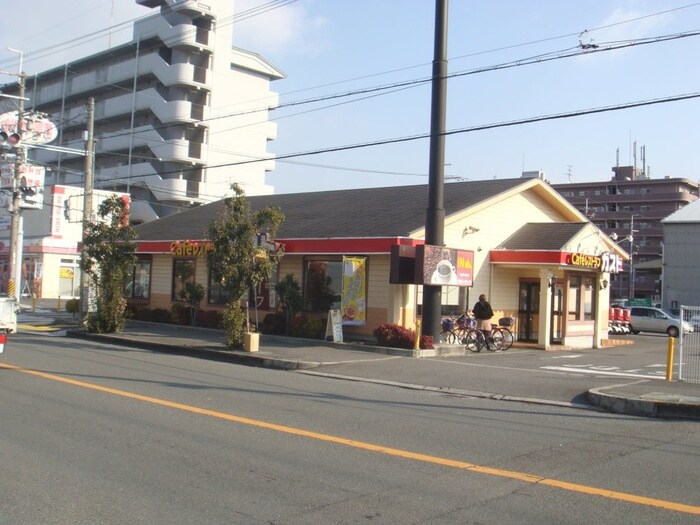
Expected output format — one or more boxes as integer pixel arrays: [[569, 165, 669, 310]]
[[641, 145, 646, 178], [566, 165, 573, 183]]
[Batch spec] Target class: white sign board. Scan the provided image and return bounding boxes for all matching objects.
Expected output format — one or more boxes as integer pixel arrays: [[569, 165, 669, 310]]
[[325, 309, 343, 342], [0, 162, 45, 210]]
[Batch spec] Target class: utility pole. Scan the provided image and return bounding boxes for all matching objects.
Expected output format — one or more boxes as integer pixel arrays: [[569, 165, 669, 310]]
[[80, 97, 95, 317], [421, 0, 449, 341], [7, 71, 26, 302]]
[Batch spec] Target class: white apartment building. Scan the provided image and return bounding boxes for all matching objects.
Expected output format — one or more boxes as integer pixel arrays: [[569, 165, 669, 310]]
[[1, 0, 284, 223]]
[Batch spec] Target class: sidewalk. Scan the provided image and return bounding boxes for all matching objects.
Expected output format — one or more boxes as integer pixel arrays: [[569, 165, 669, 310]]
[[16, 306, 700, 420]]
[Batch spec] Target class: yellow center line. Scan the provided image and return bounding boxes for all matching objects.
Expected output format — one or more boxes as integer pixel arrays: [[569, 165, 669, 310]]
[[2, 362, 698, 515]]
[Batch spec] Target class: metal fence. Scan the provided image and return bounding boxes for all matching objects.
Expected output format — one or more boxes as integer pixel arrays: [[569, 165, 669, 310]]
[[679, 306, 700, 383]]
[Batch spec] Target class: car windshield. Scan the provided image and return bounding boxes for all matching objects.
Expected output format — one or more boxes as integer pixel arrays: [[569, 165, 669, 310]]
[[662, 309, 679, 319]]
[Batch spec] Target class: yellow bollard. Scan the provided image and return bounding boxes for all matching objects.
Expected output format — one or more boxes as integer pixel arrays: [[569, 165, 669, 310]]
[[414, 319, 421, 350], [666, 336, 675, 382]]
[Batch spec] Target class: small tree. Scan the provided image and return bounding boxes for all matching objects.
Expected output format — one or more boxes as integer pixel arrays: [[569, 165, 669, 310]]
[[275, 274, 302, 334], [207, 184, 284, 348], [180, 281, 205, 326], [80, 195, 136, 333]]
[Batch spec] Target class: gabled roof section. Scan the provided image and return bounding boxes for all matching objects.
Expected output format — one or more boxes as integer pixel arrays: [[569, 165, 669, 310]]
[[134, 178, 529, 242], [661, 199, 700, 223], [497, 223, 589, 250]]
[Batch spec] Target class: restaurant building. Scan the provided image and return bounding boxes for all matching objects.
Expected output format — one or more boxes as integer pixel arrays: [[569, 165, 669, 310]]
[[131, 178, 628, 350]]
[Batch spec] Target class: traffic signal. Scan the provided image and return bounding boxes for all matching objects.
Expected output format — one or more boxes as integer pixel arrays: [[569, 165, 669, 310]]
[[0, 130, 21, 146]]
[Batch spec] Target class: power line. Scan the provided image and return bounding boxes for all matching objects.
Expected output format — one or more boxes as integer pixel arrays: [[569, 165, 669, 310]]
[[93, 90, 700, 185]]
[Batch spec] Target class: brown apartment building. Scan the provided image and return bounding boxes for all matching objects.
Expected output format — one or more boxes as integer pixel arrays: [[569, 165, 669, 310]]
[[552, 166, 698, 304]]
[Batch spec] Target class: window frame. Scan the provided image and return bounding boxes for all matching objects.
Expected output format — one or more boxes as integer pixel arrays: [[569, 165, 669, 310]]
[[172, 258, 196, 302]]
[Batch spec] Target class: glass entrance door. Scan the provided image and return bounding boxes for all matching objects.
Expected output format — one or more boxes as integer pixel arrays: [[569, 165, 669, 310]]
[[550, 283, 563, 344], [517, 281, 540, 343]]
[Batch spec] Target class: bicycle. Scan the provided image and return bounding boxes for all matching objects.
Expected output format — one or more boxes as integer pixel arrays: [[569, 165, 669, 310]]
[[440, 314, 473, 344], [491, 317, 515, 350], [439, 317, 458, 344], [464, 326, 505, 352]]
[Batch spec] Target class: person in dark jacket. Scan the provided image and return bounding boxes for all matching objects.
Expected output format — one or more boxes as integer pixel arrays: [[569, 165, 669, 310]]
[[473, 294, 494, 333]]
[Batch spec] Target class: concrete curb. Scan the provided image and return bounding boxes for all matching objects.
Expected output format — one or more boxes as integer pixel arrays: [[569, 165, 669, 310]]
[[67, 329, 323, 370], [587, 383, 700, 420]]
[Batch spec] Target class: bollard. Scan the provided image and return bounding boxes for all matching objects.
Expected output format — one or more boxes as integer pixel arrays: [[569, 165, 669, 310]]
[[666, 336, 675, 382], [414, 319, 421, 350]]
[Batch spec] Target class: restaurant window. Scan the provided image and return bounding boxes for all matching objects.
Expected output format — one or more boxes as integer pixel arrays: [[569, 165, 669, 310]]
[[207, 265, 230, 305], [303, 257, 342, 312], [124, 256, 151, 299], [567, 274, 596, 321], [172, 258, 195, 301]]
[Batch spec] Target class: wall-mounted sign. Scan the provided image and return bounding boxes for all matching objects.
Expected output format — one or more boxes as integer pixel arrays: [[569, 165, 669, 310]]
[[169, 240, 214, 256], [566, 251, 623, 273]]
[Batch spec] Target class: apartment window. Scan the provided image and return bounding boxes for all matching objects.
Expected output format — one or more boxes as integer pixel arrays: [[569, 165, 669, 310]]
[[641, 188, 651, 194], [623, 188, 634, 195], [623, 205, 634, 212], [640, 205, 651, 211], [124, 257, 151, 299], [172, 259, 195, 301], [577, 191, 587, 196], [594, 190, 602, 196], [607, 185, 619, 195], [607, 203, 619, 212]]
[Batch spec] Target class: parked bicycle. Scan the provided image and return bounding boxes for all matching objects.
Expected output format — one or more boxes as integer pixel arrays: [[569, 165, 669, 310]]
[[464, 326, 504, 352], [491, 317, 515, 350], [439, 314, 473, 344]]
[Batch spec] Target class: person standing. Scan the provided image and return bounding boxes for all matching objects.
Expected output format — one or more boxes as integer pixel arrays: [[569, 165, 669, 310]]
[[473, 294, 494, 333]]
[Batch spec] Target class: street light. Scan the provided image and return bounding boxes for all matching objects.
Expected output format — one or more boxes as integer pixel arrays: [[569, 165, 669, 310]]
[[629, 214, 640, 299]]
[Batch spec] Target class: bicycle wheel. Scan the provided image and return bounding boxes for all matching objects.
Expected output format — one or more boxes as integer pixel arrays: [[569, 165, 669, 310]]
[[489, 329, 505, 351], [499, 327, 514, 350], [464, 329, 484, 352], [440, 329, 456, 344]]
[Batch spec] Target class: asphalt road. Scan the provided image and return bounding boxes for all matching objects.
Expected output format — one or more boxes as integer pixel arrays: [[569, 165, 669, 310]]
[[1, 334, 699, 524]]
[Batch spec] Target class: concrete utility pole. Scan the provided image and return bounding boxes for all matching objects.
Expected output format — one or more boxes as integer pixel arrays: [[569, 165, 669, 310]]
[[7, 71, 26, 302], [80, 97, 95, 316], [421, 0, 449, 341]]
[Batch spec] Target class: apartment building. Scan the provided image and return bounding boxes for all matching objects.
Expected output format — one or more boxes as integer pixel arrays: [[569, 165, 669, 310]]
[[1, 0, 284, 223], [552, 166, 698, 302]]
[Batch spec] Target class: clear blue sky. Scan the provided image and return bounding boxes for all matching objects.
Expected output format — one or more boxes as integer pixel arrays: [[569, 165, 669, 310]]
[[2, 1, 699, 194]]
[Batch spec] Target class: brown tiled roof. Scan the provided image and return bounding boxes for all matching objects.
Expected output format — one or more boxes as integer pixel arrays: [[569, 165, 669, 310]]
[[497, 222, 589, 250], [134, 178, 528, 241]]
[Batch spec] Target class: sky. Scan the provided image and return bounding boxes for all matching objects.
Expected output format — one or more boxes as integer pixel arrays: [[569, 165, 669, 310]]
[[1, 0, 699, 195]]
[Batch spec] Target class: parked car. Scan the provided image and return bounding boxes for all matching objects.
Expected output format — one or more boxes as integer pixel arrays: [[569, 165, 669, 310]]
[[629, 306, 694, 337]]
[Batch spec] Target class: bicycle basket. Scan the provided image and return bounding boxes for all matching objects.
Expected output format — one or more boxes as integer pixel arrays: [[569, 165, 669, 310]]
[[441, 318, 454, 331], [499, 316, 515, 327]]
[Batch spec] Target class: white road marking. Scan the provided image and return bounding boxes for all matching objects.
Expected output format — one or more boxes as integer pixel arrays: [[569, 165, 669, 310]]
[[541, 366, 665, 379]]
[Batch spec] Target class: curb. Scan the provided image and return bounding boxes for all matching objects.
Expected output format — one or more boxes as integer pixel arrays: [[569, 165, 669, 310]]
[[587, 384, 700, 420], [67, 329, 322, 370]]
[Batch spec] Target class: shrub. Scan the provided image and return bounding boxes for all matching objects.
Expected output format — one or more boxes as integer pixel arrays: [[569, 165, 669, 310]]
[[65, 298, 80, 315], [222, 304, 247, 349], [170, 303, 190, 325], [196, 309, 223, 329], [261, 312, 286, 335], [373, 323, 434, 350], [150, 308, 172, 323], [289, 313, 324, 339]]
